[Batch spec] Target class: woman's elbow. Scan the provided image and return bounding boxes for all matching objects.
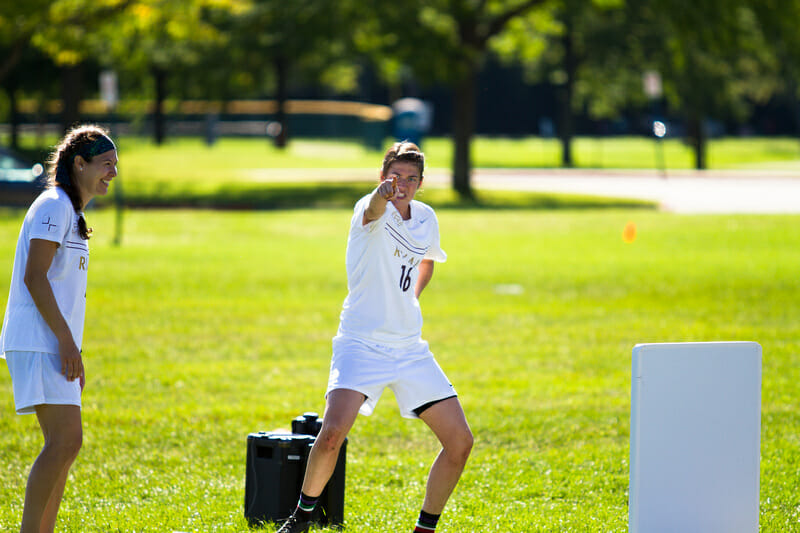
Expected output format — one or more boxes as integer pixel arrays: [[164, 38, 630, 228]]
[[23, 270, 45, 294], [23, 271, 34, 291]]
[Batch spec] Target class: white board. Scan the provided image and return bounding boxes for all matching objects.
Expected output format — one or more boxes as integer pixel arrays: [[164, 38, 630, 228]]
[[629, 342, 761, 533]]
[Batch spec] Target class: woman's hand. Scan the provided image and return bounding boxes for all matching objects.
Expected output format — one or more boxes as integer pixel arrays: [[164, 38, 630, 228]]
[[379, 176, 397, 200], [59, 339, 83, 382], [364, 176, 398, 225]]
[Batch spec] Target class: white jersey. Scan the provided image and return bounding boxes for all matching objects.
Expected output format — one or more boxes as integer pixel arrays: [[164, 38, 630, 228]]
[[1, 187, 89, 358], [337, 193, 446, 346]]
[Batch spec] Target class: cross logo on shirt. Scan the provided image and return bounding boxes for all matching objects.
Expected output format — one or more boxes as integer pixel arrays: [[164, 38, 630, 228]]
[[41, 216, 57, 231]]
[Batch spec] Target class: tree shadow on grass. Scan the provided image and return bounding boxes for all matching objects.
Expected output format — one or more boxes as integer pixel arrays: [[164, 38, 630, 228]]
[[91, 181, 657, 211]]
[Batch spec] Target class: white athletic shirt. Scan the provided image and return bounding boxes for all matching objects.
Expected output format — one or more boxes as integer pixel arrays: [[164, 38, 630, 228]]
[[337, 193, 446, 346], [0, 187, 89, 358]]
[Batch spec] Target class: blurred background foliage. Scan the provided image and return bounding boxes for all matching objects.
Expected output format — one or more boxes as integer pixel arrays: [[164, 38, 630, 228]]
[[2, 0, 800, 197]]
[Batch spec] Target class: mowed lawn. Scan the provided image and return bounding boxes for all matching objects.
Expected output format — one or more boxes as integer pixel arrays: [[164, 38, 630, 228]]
[[9, 135, 800, 209], [1, 207, 799, 532]]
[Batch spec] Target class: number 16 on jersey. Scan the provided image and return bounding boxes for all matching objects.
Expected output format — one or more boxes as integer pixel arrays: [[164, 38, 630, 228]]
[[399, 265, 413, 292]]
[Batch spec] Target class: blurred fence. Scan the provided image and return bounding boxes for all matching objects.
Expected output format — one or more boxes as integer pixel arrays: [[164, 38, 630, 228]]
[[0, 99, 392, 149]]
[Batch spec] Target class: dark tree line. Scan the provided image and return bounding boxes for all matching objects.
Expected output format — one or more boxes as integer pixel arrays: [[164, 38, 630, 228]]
[[1, 0, 797, 196]]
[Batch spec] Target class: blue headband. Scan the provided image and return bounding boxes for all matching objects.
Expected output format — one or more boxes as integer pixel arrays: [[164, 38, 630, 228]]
[[56, 135, 116, 186], [79, 135, 116, 159]]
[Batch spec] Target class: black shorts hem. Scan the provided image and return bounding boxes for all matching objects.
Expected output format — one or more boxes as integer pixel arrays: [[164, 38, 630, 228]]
[[412, 394, 457, 417]]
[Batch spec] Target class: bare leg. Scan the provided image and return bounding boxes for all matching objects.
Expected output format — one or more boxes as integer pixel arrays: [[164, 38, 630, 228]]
[[20, 405, 82, 533], [39, 462, 71, 533], [301, 389, 364, 497], [418, 397, 473, 514]]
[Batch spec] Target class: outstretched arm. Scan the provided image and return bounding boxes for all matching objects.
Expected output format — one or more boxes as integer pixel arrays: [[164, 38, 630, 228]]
[[363, 177, 397, 225]]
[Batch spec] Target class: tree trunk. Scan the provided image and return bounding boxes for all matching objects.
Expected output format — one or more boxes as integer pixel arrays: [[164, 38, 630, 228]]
[[557, 13, 576, 168], [796, 97, 800, 157], [792, 78, 800, 157], [153, 66, 167, 145], [0, 36, 28, 88], [273, 55, 289, 149], [452, 69, 477, 199], [6, 82, 20, 149], [686, 112, 706, 170], [60, 63, 83, 134]]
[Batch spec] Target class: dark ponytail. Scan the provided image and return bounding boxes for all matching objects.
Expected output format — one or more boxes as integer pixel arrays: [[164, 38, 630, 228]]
[[46, 124, 114, 240]]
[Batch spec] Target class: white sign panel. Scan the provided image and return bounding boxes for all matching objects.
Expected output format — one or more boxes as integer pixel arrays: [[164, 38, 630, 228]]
[[629, 342, 761, 533]]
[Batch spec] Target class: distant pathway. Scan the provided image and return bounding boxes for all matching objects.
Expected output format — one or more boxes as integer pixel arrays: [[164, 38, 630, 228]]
[[425, 168, 800, 214], [245, 167, 800, 214]]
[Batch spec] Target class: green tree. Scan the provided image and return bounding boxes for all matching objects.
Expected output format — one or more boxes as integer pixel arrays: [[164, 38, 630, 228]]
[[225, 0, 360, 148], [495, 0, 635, 167], [1, 0, 132, 136], [0, 46, 58, 149], [0, 0, 53, 86], [750, 0, 800, 142], [34, 0, 137, 132], [631, 0, 778, 168], [101, 0, 228, 144], [356, 0, 552, 198], [499, 0, 778, 170]]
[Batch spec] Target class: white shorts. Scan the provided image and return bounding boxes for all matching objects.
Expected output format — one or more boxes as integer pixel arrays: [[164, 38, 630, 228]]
[[327, 335, 457, 419], [5, 351, 81, 415]]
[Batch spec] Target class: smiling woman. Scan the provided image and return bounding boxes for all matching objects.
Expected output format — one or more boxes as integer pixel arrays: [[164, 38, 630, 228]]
[[47, 126, 118, 234], [1, 124, 117, 532]]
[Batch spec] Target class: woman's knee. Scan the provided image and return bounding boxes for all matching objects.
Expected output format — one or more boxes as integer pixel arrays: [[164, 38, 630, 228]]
[[446, 428, 473, 464], [316, 422, 349, 451], [37, 405, 83, 460], [318, 389, 362, 451], [46, 427, 83, 462]]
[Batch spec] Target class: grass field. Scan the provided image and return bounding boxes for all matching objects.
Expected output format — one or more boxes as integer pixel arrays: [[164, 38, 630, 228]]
[[106, 135, 800, 209], [5, 134, 800, 209], [1, 206, 799, 532], [8, 134, 800, 171]]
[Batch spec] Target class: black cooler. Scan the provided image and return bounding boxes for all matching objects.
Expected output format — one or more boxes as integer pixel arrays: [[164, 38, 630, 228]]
[[244, 413, 346, 528]]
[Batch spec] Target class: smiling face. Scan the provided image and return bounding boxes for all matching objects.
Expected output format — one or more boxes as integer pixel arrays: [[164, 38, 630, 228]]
[[74, 149, 118, 207], [382, 160, 422, 216]]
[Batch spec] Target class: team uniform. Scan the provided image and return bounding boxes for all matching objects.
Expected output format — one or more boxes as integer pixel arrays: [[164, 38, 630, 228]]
[[1, 187, 89, 414], [328, 192, 455, 419]]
